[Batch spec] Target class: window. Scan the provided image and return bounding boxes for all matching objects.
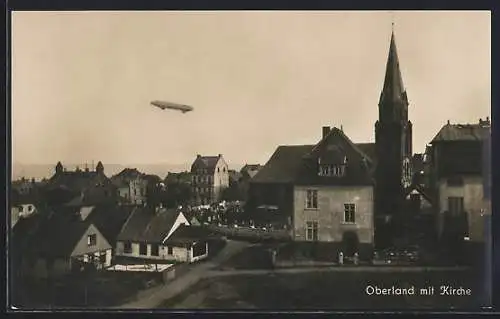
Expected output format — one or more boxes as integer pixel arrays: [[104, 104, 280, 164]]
[[448, 197, 464, 215], [223, 168, 226, 172], [305, 190, 318, 209], [124, 241, 132, 253], [218, 167, 220, 173], [99, 253, 107, 264], [167, 246, 173, 255], [318, 164, 345, 177], [87, 234, 97, 247], [139, 243, 147, 255], [306, 221, 318, 241], [151, 244, 159, 256], [344, 204, 356, 223]]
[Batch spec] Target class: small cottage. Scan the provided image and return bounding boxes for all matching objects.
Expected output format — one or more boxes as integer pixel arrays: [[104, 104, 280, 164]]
[[115, 206, 210, 263], [13, 206, 113, 279]]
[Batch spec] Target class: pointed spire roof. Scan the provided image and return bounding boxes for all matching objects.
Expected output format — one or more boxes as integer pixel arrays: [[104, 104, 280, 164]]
[[379, 30, 407, 106]]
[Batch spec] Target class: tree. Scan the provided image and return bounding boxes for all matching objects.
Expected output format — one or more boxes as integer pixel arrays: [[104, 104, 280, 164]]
[[221, 183, 242, 202], [164, 182, 192, 208], [145, 182, 166, 208]]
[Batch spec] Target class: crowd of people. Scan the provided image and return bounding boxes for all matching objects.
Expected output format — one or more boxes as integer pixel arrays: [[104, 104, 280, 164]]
[[177, 201, 290, 231]]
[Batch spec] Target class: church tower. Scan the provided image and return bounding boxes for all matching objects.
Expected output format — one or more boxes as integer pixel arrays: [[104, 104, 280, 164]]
[[374, 28, 413, 245]]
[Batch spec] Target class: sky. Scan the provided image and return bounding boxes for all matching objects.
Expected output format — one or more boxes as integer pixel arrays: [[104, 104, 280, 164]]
[[11, 10, 491, 167]]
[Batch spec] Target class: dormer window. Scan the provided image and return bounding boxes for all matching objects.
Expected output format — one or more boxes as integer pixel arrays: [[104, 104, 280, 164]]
[[318, 164, 345, 177]]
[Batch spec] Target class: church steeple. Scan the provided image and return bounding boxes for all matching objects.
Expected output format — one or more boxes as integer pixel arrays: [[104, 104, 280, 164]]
[[379, 29, 408, 108]]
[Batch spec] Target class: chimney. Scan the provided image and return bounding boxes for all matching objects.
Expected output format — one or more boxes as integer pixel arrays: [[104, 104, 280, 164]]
[[197, 154, 201, 158], [447, 120, 450, 125], [322, 126, 330, 139], [340, 125, 344, 132]]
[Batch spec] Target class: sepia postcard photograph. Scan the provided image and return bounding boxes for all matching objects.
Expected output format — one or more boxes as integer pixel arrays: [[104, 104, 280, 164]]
[[8, 10, 492, 311]]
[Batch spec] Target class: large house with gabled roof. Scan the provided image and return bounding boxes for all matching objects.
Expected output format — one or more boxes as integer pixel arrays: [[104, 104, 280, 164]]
[[11, 201, 137, 279], [249, 126, 376, 260], [11, 206, 116, 279], [190, 154, 229, 205]]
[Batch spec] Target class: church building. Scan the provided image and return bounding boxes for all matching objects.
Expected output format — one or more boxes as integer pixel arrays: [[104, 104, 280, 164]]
[[249, 28, 415, 257], [373, 30, 414, 246]]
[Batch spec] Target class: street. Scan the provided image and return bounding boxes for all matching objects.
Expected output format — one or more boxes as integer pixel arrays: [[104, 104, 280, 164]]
[[115, 240, 251, 309]]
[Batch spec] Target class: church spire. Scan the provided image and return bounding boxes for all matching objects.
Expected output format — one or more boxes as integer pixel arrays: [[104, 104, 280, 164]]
[[379, 29, 407, 106]]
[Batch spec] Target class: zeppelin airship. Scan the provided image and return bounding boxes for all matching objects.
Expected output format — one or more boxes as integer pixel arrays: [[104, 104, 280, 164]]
[[151, 100, 193, 113]]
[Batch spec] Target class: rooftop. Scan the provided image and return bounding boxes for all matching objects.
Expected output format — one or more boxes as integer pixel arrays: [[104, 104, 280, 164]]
[[431, 118, 490, 143]]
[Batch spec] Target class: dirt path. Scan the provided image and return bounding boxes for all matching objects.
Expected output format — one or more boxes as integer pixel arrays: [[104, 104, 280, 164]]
[[115, 240, 250, 309]]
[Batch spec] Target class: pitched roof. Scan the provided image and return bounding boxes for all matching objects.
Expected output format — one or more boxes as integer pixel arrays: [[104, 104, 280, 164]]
[[228, 170, 243, 183], [250, 129, 375, 186], [164, 225, 213, 245], [143, 174, 162, 184], [431, 122, 490, 143], [191, 155, 222, 173], [296, 127, 374, 186], [116, 207, 182, 244], [87, 204, 136, 244], [114, 168, 142, 180], [404, 183, 434, 205], [242, 164, 261, 171], [379, 30, 407, 106], [355, 143, 376, 162], [11, 212, 45, 259], [309, 128, 373, 165], [250, 145, 314, 184], [111, 168, 144, 187], [26, 209, 98, 258], [240, 164, 262, 179], [64, 191, 114, 207], [47, 170, 113, 195]]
